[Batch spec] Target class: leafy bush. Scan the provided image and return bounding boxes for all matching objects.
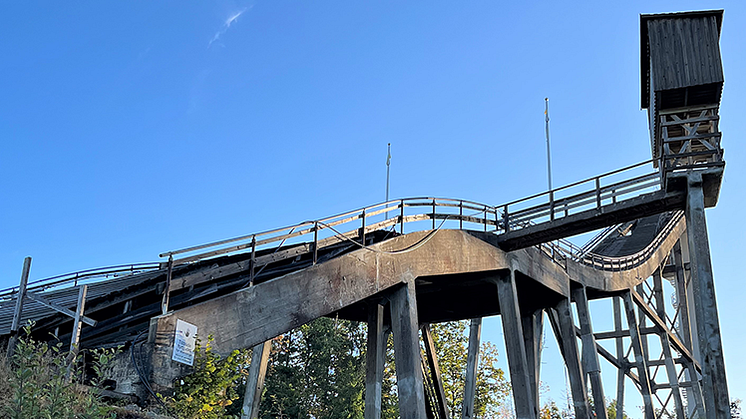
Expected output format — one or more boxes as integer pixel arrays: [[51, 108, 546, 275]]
[[164, 335, 251, 419], [3, 323, 120, 419]]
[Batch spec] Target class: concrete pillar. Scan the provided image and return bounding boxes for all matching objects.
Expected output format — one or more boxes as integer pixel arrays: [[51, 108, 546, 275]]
[[241, 340, 271, 419], [390, 282, 427, 419], [365, 302, 386, 419], [495, 270, 537, 419], [685, 172, 731, 419]]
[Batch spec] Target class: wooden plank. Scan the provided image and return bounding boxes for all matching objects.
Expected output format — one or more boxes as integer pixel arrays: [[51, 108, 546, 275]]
[[70, 285, 88, 354], [422, 324, 451, 419], [240, 340, 271, 419], [25, 291, 97, 326], [462, 318, 482, 419], [6, 257, 31, 359], [495, 271, 537, 419], [365, 302, 386, 419]]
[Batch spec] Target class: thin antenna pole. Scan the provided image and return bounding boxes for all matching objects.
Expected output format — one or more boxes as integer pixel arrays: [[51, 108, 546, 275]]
[[386, 143, 391, 202], [545, 98, 553, 191], [385, 143, 391, 220]]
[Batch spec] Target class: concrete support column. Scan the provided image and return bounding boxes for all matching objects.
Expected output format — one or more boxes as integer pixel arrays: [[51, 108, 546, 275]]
[[572, 287, 607, 419], [495, 270, 537, 419], [241, 340, 271, 419], [462, 318, 482, 419], [685, 172, 731, 419], [365, 302, 386, 419], [390, 282, 427, 419]]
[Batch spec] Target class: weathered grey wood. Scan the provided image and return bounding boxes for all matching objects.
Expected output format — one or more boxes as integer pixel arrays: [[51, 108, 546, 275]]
[[389, 282, 427, 419], [593, 327, 659, 340], [70, 285, 88, 354], [24, 291, 97, 326], [161, 255, 173, 314], [7, 257, 31, 359], [551, 299, 591, 419], [653, 269, 686, 419], [462, 318, 482, 419], [241, 340, 271, 419], [495, 271, 537, 419], [572, 286, 607, 419], [673, 241, 705, 417], [622, 290, 655, 419], [522, 309, 543, 416], [613, 297, 625, 419], [686, 172, 731, 419], [422, 324, 451, 419], [365, 302, 386, 419]]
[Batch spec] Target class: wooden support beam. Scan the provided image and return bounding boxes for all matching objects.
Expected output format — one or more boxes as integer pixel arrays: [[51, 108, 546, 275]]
[[630, 290, 701, 372], [24, 291, 97, 326], [422, 324, 451, 419], [573, 287, 607, 419], [365, 302, 386, 419], [653, 270, 686, 419], [69, 285, 89, 359], [594, 327, 659, 340], [495, 271, 537, 419], [462, 318, 482, 419], [7, 257, 31, 360], [550, 299, 590, 419], [241, 340, 271, 419], [673, 241, 705, 418], [522, 309, 543, 416], [685, 172, 731, 419], [622, 290, 655, 419], [613, 297, 625, 419], [390, 282, 427, 419]]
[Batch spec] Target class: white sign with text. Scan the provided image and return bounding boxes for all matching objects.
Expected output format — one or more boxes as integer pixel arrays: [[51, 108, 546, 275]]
[[172, 319, 198, 366]]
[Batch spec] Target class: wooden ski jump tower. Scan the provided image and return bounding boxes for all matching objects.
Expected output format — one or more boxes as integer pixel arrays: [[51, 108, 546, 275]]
[[0, 9, 731, 419]]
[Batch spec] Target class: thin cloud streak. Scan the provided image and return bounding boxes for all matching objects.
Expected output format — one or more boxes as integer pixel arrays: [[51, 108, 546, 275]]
[[208, 7, 249, 48]]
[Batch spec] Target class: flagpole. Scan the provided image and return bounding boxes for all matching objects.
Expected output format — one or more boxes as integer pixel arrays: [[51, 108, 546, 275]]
[[386, 143, 391, 202], [545, 98, 552, 191], [385, 143, 391, 221]]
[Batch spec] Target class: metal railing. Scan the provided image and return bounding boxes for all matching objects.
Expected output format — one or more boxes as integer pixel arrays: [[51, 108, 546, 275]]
[[1, 158, 685, 297]]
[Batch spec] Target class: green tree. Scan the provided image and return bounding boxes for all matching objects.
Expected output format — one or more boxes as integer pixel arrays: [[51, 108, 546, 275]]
[[427, 321, 510, 418]]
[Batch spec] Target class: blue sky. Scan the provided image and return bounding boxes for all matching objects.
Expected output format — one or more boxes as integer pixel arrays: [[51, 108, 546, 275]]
[[1, 1, 744, 415]]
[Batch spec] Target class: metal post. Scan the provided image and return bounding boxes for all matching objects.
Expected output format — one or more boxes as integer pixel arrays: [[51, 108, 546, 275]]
[[400, 200, 405, 234], [545, 97, 552, 191], [313, 221, 319, 265], [249, 235, 256, 285], [432, 199, 436, 230], [6, 257, 32, 360]]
